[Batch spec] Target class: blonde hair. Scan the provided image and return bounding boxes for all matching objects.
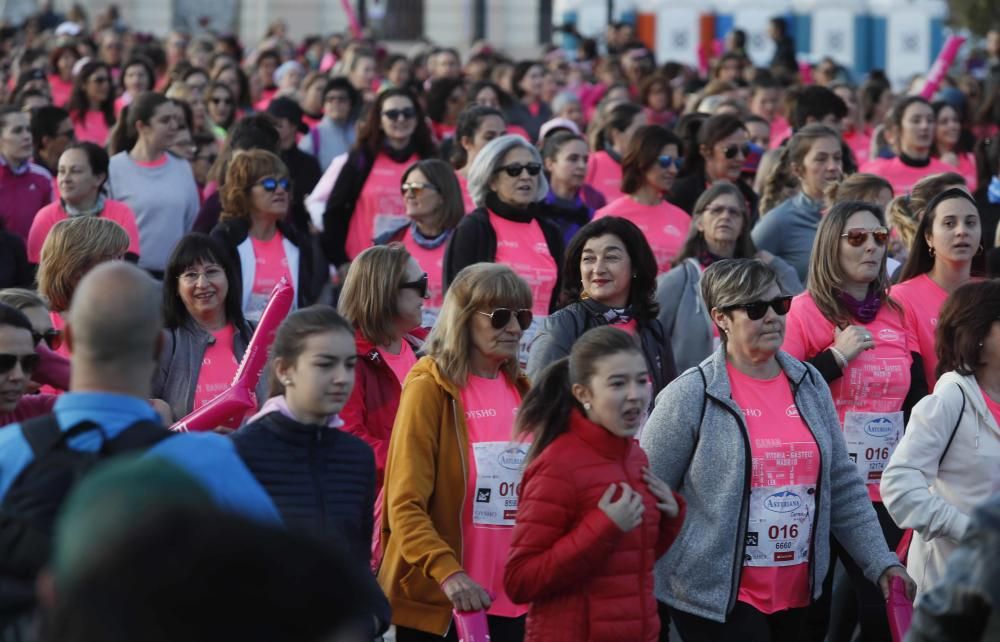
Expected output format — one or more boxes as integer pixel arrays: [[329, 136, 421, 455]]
[[37, 217, 130, 312], [886, 171, 966, 256], [425, 263, 532, 387], [220, 149, 289, 221], [337, 244, 412, 346], [825, 173, 892, 208]]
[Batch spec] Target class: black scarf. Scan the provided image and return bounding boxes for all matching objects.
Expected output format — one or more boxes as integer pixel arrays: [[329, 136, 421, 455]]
[[486, 191, 537, 223]]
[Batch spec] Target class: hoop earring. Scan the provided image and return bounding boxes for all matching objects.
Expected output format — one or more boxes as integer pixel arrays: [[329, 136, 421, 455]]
[[928, 245, 935, 257]]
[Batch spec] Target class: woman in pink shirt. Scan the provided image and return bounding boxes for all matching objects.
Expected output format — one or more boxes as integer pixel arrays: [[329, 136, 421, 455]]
[[893, 188, 984, 389], [115, 56, 155, 117], [47, 45, 78, 108], [885, 171, 967, 267], [452, 105, 508, 213], [28, 142, 141, 264], [931, 101, 978, 191], [783, 201, 928, 640], [585, 102, 646, 203], [859, 96, 954, 195], [594, 124, 690, 274], [65, 61, 116, 146]]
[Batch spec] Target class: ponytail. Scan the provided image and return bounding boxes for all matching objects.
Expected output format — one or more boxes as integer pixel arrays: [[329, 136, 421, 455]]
[[516, 359, 577, 465], [760, 144, 796, 214]]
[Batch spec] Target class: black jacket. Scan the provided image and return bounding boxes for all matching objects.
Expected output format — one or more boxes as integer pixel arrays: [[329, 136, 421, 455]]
[[0, 229, 30, 289], [280, 146, 322, 235]]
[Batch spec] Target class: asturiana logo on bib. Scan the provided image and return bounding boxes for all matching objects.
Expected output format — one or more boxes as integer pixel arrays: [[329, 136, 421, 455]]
[[864, 417, 895, 438], [498, 446, 527, 470], [785, 405, 799, 418], [764, 490, 803, 513]]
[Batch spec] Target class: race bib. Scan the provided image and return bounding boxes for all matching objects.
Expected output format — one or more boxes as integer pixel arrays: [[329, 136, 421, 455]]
[[744, 484, 815, 567], [471, 441, 527, 527], [844, 411, 904, 486], [244, 293, 269, 323]]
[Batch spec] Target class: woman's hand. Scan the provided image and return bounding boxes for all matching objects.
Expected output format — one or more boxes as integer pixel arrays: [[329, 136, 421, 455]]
[[833, 325, 875, 362], [878, 565, 917, 602], [642, 468, 680, 517], [598, 482, 645, 532], [441, 571, 492, 613]]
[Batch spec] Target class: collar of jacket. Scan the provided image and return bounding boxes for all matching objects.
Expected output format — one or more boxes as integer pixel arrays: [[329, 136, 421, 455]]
[[699, 347, 810, 406], [258, 408, 342, 446], [213, 216, 302, 247], [354, 327, 429, 363], [569, 407, 633, 461], [179, 318, 252, 345], [408, 355, 531, 401]]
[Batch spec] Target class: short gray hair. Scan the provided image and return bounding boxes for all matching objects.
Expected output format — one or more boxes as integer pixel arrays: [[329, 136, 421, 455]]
[[551, 90, 581, 115], [701, 259, 778, 341], [467, 134, 549, 208]]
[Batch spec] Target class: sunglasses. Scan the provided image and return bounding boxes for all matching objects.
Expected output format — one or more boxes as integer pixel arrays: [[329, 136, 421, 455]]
[[32, 328, 62, 351], [841, 227, 889, 247], [257, 177, 290, 192], [210, 97, 232, 106], [400, 181, 439, 197], [496, 162, 542, 178], [0, 353, 39, 375], [657, 155, 683, 169], [724, 296, 793, 321], [722, 143, 753, 160], [382, 107, 416, 121], [477, 308, 533, 330], [399, 273, 429, 299]]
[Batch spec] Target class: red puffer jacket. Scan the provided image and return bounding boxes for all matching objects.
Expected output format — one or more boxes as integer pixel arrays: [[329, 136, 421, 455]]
[[505, 409, 685, 641]]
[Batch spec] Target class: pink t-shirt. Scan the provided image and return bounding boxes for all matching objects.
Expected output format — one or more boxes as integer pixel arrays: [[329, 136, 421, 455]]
[[615, 318, 638, 336], [980, 387, 1000, 428], [457, 173, 476, 214], [727, 363, 820, 615], [48, 74, 73, 107], [27, 199, 142, 263], [72, 111, 111, 146], [585, 150, 624, 202], [843, 128, 871, 164], [192, 324, 239, 410], [890, 274, 950, 389], [459, 374, 528, 619], [939, 152, 978, 192], [248, 232, 292, 322], [783, 293, 913, 501], [400, 227, 446, 327], [769, 116, 792, 149], [380, 340, 417, 386], [594, 196, 691, 274], [490, 212, 558, 317], [346, 152, 416, 260], [858, 157, 956, 196]]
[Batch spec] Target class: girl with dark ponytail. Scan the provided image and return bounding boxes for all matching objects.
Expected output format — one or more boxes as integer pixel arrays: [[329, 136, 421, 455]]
[[504, 325, 685, 641]]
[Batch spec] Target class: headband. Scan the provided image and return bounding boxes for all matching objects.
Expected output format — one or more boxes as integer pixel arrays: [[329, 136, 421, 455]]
[[923, 187, 976, 220]]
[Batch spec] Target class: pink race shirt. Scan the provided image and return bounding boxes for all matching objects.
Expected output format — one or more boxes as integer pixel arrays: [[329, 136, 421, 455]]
[[980, 387, 1000, 428], [594, 196, 691, 274], [459, 374, 528, 619], [727, 363, 820, 615], [942, 152, 978, 192], [490, 212, 558, 317], [72, 111, 111, 146], [27, 200, 142, 263], [345, 152, 416, 260], [248, 232, 292, 322], [379, 340, 417, 386], [783, 293, 913, 501], [457, 173, 476, 214], [192, 324, 240, 410], [400, 227, 446, 327], [585, 150, 624, 202], [858, 157, 955, 196], [890, 274, 949, 389]]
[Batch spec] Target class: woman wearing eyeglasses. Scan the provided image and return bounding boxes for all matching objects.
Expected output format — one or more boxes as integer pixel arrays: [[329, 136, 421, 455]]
[[206, 81, 237, 140], [444, 135, 563, 367], [376, 159, 465, 328], [337, 243, 429, 485], [210, 149, 320, 323], [379, 263, 532, 642], [641, 257, 914, 642], [752, 125, 845, 285], [65, 60, 116, 146], [594, 124, 690, 274], [782, 201, 927, 640]]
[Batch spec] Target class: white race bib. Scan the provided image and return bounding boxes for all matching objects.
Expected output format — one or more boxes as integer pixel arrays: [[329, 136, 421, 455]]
[[843, 411, 904, 486], [744, 484, 815, 567], [471, 441, 527, 527]]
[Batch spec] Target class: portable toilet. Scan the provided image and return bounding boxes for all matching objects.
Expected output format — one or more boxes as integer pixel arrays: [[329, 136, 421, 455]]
[[792, 0, 867, 77], [715, 0, 795, 69], [868, 0, 948, 89], [633, 0, 708, 67]]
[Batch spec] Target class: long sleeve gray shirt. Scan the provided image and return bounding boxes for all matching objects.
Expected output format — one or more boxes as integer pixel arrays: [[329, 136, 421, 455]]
[[751, 191, 824, 285]]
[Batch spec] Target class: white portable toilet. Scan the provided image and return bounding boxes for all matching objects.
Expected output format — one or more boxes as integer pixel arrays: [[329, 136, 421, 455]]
[[716, 0, 795, 69], [868, 0, 948, 89], [634, 0, 708, 67], [794, 0, 867, 75]]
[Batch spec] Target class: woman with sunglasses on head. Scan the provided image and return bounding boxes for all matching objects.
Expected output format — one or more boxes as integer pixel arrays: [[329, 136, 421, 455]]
[[539, 130, 606, 247], [892, 188, 983, 390], [782, 201, 928, 641], [152, 233, 263, 422], [379, 263, 532, 642], [641, 258, 914, 642], [752, 124, 845, 285], [584, 102, 646, 203], [444, 135, 563, 366], [337, 243, 429, 485], [452, 105, 508, 212], [376, 159, 465, 328], [0, 303, 53, 426], [210, 149, 320, 323], [65, 60, 116, 146], [594, 124, 690, 274]]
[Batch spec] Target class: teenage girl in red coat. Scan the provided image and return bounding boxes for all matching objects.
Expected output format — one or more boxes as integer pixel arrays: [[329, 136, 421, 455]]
[[504, 326, 686, 642]]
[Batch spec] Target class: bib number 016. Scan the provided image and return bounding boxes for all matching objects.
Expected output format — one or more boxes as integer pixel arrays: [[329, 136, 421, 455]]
[[769, 524, 799, 540]]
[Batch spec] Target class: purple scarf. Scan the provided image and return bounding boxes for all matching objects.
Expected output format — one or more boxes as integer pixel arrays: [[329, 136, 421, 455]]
[[838, 287, 882, 323]]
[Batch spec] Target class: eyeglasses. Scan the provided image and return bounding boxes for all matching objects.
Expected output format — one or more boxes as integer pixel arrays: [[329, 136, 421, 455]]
[[179, 265, 226, 284], [723, 296, 793, 321], [382, 107, 416, 121], [496, 162, 542, 178], [721, 143, 753, 159], [841, 227, 889, 247], [210, 97, 232, 106], [399, 273, 429, 299], [657, 155, 683, 169], [0, 353, 39, 375], [32, 328, 62, 351], [477, 308, 533, 330], [256, 177, 290, 192], [400, 181, 439, 197], [703, 204, 743, 217]]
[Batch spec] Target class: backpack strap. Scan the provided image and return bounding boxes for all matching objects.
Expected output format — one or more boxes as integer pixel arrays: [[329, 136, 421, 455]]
[[19, 416, 101, 459], [104, 420, 172, 454], [938, 383, 966, 468]]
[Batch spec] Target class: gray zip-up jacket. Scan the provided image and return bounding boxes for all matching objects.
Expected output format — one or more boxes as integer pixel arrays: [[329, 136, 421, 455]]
[[640, 348, 901, 622]]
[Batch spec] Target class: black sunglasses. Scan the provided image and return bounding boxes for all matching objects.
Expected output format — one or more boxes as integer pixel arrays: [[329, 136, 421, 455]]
[[722, 143, 753, 160], [477, 308, 533, 330], [724, 296, 793, 321], [0, 353, 39, 375], [32, 328, 62, 351], [210, 97, 232, 106], [496, 162, 542, 178], [257, 177, 290, 192], [383, 107, 416, 121], [657, 155, 683, 169], [399, 273, 429, 299], [841, 227, 889, 247]]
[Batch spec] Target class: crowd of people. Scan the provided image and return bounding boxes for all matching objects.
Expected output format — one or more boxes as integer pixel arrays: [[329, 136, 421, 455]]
[[0, 5, 999, 642]]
